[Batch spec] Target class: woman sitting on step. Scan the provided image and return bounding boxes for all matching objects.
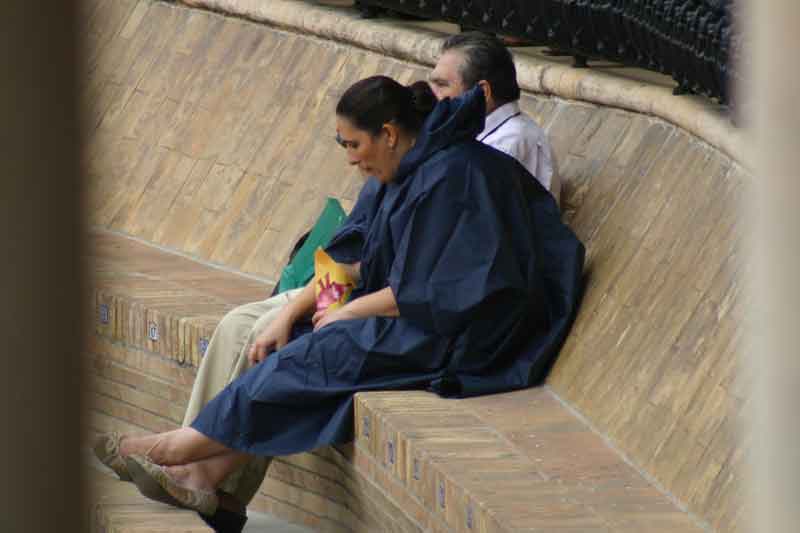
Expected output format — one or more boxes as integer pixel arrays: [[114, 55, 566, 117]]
[[94, 75, 584, 526]]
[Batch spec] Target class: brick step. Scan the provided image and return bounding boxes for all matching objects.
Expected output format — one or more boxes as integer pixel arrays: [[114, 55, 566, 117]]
[[88, 467, 211, 532], [89, 386, 179, 434], [90, 408, 152, 438], [252, 447, 456, 533], [89, 229, 273, 369], [91, 371, 186, 426], [88, 346, 193, 404], [88, 465, 320, 533], [353, 389, 705, 533], [86, 231, 703, 532]]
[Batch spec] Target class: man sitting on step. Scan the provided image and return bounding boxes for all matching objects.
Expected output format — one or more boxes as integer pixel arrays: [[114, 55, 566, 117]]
[[429, 31, 560, 205]]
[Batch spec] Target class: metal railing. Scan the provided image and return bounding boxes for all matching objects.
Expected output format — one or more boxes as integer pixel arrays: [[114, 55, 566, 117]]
[[355, 0, 739, 104]]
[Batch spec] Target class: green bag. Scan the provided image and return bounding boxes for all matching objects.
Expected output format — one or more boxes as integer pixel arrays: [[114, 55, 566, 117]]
[[276, 197, 348, 293]]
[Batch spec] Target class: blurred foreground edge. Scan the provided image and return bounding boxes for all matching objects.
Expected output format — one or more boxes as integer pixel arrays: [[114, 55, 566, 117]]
[[0, 2, 85, 533]]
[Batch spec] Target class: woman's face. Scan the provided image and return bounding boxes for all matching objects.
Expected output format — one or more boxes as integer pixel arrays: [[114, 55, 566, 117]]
[[335, 116, 399, 184]]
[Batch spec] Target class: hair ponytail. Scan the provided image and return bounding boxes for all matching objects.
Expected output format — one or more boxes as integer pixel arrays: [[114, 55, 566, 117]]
[[337, 76, 437, 136]]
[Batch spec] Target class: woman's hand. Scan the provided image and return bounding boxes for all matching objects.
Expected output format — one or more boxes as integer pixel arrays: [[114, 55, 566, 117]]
[[312, 305, 358, 331], [248, 315, 293, 366], [313, 286, 399, 331]]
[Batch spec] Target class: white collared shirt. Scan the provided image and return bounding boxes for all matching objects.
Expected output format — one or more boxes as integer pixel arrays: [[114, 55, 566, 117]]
[[477, 101, 560, 205]]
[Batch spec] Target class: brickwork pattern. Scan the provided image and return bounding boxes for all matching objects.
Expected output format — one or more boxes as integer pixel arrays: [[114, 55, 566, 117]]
[[550, 113, 749, 532], [354, 390, 706, 532], [89, 468, 212, 532]]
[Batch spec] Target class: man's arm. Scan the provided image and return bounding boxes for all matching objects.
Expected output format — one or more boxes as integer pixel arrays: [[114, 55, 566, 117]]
[[248, 281, 317, 364]]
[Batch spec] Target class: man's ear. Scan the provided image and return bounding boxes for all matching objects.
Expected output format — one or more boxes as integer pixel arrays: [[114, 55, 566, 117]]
[[477, 80, 496, 113]]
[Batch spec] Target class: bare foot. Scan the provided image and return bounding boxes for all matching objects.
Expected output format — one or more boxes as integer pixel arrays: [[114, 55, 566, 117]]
[[118, 433, 163, 459], [118, 434, 139, 457], [163, 463, 216, 493]]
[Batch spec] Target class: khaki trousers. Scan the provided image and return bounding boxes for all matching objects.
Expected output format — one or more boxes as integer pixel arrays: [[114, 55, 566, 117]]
[[182, 288, 303, 505]]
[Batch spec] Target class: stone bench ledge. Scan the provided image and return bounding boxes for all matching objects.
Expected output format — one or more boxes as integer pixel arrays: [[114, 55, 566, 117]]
[[89, 229, 273, 368], [86, 229, 708, 532], [354, 389, 708, 532], [89, 467, 212, 532]]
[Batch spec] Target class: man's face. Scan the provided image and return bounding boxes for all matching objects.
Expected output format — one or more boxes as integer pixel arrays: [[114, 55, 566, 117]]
[[428, 50, 468, 101]]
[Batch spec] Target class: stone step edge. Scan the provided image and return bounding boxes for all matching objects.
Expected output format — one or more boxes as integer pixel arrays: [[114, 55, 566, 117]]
[[547, 386, 714, 532], [330, 443, 457, 533], [175, 0, 747, 168], [89, 457, 319, 533], [354, 393, 528, 533], [352, 391, 709, 533], [90, 227, 278, 287], [93, 286, 218, 369], [87, 460, 212, 532]]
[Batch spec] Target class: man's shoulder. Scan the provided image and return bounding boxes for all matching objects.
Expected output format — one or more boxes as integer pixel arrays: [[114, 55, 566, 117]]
[[485, 119, 535, 156], [485, 107, 545, 147], [509, 111, 547, 139]]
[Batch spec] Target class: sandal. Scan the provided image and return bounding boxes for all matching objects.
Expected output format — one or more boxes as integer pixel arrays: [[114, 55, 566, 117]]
[[125, 454, 219, 516], [92, 432, 131, 482]]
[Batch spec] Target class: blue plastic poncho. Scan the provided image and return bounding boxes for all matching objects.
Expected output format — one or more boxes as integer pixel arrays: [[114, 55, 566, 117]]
[[191, 87, 585, 456]]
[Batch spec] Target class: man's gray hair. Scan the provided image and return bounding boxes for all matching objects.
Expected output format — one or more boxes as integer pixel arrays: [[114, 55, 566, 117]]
[[441, 32, 521, 105]]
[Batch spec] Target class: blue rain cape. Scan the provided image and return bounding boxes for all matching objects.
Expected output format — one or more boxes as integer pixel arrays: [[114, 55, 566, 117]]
[[191, 87, 585, 456]]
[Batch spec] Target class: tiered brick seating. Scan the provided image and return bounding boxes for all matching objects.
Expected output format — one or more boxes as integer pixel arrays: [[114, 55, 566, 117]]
[[85, 0, 748, 531], [89, 467, 211, 532]]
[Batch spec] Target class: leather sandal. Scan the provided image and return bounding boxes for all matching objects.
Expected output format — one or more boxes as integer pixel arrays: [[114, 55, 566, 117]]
[[92, 431, 132, 482], [125, 454, 219, 516]]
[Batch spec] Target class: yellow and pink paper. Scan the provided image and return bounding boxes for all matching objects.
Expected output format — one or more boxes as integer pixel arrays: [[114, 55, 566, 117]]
[[314, 248, 355, 312]]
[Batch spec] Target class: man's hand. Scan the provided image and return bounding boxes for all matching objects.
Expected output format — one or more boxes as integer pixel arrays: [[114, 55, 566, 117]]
[[248, 316, 293, 366]]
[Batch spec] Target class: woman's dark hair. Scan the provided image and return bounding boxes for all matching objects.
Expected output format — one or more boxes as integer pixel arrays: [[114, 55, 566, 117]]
[[336, 76, 436, 136], [441, 32, 521, 106]]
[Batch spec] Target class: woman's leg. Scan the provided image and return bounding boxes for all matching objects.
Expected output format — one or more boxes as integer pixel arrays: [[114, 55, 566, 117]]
[[119, 427, 230, 466]]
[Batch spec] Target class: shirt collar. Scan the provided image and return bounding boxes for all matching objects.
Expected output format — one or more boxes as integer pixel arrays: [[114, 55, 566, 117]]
[[478, 101, 521, 140]]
